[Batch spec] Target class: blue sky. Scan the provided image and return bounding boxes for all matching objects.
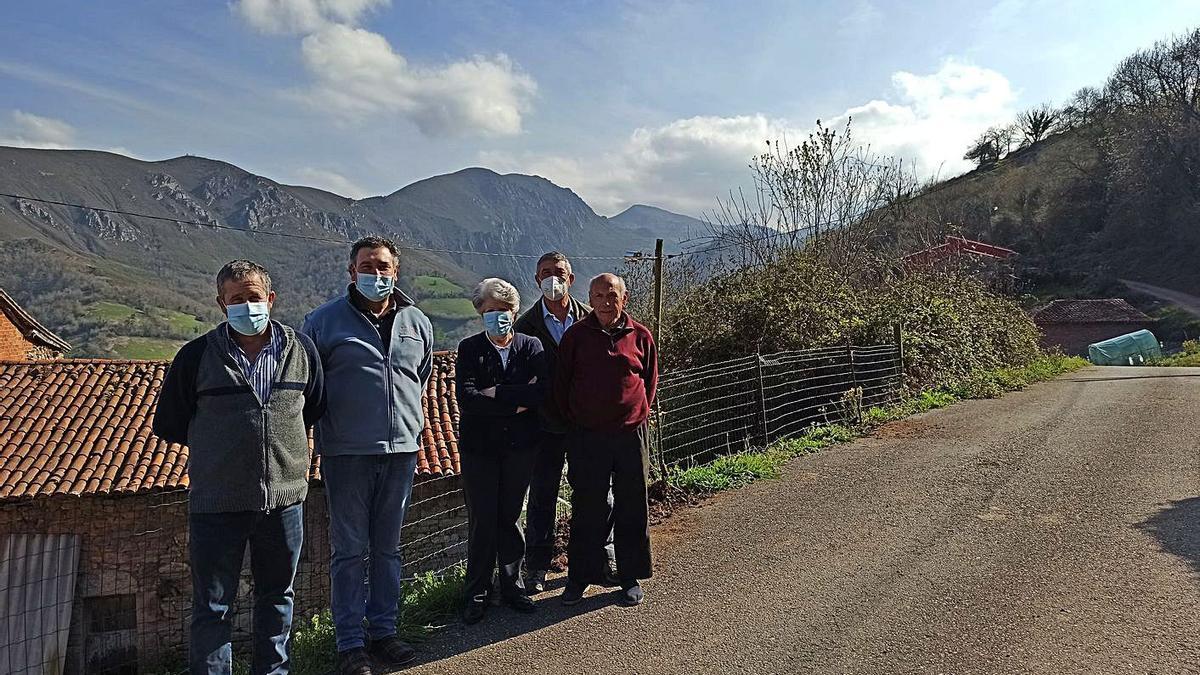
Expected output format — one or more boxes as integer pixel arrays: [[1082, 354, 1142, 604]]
[[1, 0, 1196, 216]]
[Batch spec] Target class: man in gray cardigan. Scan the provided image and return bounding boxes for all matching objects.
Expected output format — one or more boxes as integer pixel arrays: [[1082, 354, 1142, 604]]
[[153, 260, 325, 675], [302, 237, 433, 675]]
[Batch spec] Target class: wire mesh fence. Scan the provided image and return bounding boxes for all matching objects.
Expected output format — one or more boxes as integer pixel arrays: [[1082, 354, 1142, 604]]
[[656, 335, 904, 471]]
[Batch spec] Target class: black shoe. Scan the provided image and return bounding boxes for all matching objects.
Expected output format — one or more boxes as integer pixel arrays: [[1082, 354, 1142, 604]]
[[463, 599, 486, 624], [366, 636, 416, 668], [525, 569, 547, 594], [601, 561, 621, 587], [337, 648, 375, 675], [619, 581, 644, 607], [561, 580, 587, 606], [503, 592, 537, 613]]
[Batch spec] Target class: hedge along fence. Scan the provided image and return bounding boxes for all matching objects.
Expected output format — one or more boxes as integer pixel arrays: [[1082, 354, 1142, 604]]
[[654, 332, 904, 471]]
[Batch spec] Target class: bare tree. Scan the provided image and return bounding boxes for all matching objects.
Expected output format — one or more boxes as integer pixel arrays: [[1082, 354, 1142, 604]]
[[1057, 86, 1107, 131], [701, 118, 920, 268], [964, 124, 1018, 166], [1017, 103, 1062, 146]]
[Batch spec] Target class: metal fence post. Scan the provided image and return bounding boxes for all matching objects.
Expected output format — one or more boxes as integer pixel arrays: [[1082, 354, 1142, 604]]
[[893, 322, 906, 394], [846, 338, 861, 424], [755, 353, 770, 448]]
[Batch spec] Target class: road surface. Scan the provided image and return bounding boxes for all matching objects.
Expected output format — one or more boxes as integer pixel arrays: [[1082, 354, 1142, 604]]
[[403, 367, 1200, 674], [1122, 279, 1200, 319]]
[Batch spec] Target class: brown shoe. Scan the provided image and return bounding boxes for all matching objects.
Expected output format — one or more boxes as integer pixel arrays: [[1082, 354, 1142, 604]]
[[337, 648, 375, 675], [366, 636, 416, 668]]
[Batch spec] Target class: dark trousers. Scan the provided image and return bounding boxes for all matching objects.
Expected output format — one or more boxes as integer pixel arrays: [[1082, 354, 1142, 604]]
[[322, 452, 419, 652], [189, 503, 304, 675], [566, 425, 652, 584], [461, 444, 538, 602], [525, 431, 616, 573]]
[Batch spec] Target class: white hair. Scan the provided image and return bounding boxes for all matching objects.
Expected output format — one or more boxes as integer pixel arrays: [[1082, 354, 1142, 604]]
[[588, 273, 627, 295], [471, 277, 521, 311]]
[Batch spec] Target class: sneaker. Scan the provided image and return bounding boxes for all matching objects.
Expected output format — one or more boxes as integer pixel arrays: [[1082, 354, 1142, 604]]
[[463, 598, 487, 625], [561, 580, 587, 606], [337, 648, 375, 675], [365, 636, 416, 668], [503, 592, 537, 613], [525, 569, 547, 594], [619, 581, 644, 607]]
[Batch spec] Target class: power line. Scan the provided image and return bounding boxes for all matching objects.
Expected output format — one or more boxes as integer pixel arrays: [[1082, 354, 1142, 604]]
[[0, 191, 642, 262]]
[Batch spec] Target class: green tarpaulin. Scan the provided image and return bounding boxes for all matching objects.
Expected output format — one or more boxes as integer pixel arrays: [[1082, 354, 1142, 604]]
[[1087, 329, 1161, 365]]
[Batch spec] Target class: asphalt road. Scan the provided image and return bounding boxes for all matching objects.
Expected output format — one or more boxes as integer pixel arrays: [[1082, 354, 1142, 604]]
[[403, 367, 1200, 674], [1122, 279, 1200, 319]]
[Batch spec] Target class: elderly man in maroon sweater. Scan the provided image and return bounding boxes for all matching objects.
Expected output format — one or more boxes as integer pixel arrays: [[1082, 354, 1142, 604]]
[[554, 272, 658, 607]]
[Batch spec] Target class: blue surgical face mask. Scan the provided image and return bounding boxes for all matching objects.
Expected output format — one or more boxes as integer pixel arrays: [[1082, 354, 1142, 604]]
[[482, 310, 513, 338], [226, 301, 270, 336], [356, 272, 394, 302]]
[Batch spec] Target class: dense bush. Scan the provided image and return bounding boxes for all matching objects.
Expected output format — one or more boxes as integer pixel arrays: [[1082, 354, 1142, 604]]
[[652, 250, 1041, 389]]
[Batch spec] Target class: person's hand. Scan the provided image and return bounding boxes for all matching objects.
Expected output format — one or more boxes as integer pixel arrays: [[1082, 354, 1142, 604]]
[[481, 386, 497, 398], [516, 406, 528, 414]]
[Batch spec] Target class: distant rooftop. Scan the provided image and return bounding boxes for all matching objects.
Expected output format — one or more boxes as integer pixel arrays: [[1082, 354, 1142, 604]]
[[1030, 298, 1155, 324]]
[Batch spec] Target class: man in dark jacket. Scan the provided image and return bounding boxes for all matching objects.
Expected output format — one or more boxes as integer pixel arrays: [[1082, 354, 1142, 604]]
[[513, 252, 616, 593], [554, 273, 658, 608], [153, 260, 325, 675]]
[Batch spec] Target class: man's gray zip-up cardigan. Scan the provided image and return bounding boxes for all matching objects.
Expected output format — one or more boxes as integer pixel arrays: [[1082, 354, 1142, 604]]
[[152, 322, 326, 513]]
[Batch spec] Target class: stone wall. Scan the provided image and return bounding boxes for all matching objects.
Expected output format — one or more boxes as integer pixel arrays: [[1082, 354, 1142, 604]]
[[0, 313, 37, 360], [0, 474, 467, 672]]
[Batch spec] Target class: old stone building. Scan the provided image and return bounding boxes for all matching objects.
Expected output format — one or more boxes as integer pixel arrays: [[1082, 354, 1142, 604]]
[[1030, 298, 1158, 356], [0, 288, 70, 360], [0, 354, 464, 674]]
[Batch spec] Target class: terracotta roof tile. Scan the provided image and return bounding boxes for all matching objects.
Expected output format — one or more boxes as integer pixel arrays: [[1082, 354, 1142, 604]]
[[0, 352, 460, 502], [1030, 298, 1155, 324]]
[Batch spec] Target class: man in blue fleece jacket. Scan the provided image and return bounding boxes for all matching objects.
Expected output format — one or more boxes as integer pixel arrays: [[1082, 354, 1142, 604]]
[[302, 237, 433, 675]]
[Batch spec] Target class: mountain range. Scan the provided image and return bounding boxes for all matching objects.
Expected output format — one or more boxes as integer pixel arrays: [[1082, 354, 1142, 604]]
[[0, 146, 711, 356]]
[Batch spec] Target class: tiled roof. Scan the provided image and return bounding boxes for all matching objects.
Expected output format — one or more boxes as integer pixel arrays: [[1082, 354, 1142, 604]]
[[902, 235, 1018, 266], [1030, 298, 1155, 324], [0, 353, 460, 502], [0, 288, 71, 354]]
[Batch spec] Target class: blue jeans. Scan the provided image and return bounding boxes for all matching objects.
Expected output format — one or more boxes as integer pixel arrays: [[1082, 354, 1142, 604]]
[[322, 452, 419, 652], [189, 503, 304, 675]]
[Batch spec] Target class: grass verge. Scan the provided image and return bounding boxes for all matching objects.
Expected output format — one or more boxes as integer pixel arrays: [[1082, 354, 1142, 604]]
[[1150, 339, 1200, 367], [667, 353, 1088, 495]]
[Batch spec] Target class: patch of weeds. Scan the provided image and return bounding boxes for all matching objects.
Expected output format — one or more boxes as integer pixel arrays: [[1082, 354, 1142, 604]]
[[669, 448, 790, 492], [287, 567, 465, 675]]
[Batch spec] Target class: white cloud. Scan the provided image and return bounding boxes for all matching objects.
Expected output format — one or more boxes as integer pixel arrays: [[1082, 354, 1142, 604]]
[[292, 166, 369, 198], [234, 0, 536, 137], [0, 110, 77, 149], [235, 0, 389, 34], [483, 59, 1016, 215]]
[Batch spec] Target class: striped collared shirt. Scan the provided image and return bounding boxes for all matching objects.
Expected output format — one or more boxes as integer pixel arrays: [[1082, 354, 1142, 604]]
[[228, 323, 284, 403]]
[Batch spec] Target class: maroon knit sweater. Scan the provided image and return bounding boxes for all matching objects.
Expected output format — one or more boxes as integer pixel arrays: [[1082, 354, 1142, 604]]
[[553, 312, 658, 432]]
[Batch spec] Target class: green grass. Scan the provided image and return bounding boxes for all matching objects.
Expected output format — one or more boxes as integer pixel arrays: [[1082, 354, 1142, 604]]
[[668, 424, 854, 493], [411, 275, 465, 298], [1151, 339, 1200, 367], [90, 301, 140, 322], [419, 297, 477, 321], [149, 307, 208, 335], [111, 337, 184, 360]]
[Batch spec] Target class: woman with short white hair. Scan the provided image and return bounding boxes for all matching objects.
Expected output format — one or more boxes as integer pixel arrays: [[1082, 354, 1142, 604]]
[[455, 277, 547, 623]]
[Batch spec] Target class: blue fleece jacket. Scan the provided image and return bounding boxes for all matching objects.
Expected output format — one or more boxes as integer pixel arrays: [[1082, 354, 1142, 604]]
[[302, 288, 433, 455]]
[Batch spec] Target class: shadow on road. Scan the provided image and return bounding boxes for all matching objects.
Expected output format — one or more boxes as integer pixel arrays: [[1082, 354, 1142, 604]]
[[392, 585, 620, 671], [1136, 497, 1200, 577]]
